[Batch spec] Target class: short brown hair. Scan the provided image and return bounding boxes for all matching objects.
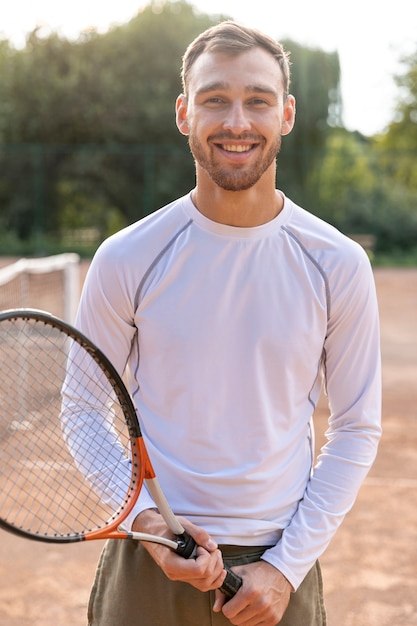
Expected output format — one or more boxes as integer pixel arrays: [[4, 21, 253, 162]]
[[181, 21, 291, 98]]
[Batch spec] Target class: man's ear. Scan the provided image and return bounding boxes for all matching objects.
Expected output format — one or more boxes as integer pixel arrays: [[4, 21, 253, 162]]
[[281, 95, 296, 136], [176, 94, 189, 136]]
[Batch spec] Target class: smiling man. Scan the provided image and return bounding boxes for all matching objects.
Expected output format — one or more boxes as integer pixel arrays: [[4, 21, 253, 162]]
[[178, 46, 294, 194], [77, 21, 382, 626], [177, 39, 295, 223]]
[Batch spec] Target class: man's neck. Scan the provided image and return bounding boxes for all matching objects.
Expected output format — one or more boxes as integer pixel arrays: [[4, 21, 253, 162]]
[[191, 171, 283, 228]]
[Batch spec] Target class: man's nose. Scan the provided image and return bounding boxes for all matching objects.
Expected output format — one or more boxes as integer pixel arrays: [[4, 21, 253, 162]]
[[223, 101, 251, 133]]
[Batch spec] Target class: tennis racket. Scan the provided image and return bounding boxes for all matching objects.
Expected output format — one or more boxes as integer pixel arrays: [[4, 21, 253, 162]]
[[0, 308, 242, 598]]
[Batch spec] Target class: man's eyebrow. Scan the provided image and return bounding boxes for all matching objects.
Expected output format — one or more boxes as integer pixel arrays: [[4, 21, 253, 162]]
[[195, 81, 228, 95], [195, 82, 279, 97]]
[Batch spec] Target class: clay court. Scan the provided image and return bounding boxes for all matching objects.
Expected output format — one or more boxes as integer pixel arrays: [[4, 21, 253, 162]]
[[0, 264, 416, 626]]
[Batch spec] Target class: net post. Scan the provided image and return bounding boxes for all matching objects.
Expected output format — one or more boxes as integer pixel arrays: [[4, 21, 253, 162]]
[[62, 253, 81, 323]]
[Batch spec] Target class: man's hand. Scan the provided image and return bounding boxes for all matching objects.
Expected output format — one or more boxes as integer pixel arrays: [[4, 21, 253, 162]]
[[213, 560, 292, 626], [132, 509, 227, 592]]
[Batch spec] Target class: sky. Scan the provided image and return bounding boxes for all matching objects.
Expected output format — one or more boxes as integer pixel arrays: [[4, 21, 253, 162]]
[[0, 0, 416, 136]]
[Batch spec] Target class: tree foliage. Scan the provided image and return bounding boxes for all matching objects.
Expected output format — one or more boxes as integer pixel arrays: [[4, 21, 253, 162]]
[[311, 129, 417, 254], [378, 49, 417, 191], [278, 41, 341, 206], [0, 1, 416, 259]]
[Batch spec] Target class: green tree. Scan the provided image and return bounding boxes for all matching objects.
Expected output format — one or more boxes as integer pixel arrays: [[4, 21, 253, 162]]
[[0, 1, 347, 254], [367, 47, 417, 256], [311, 128, 417, 255], [278, 41, 341, 207], [312, 129, 376, 231], [378, 48, 417, 191]]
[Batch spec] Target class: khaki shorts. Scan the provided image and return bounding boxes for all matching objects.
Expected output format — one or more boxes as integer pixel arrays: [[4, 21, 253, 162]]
[[88, 540, 326, 626]]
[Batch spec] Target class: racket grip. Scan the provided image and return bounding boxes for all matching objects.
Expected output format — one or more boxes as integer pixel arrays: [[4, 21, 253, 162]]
[[220, 567, 243, 598], [176, 532, 242, 598]]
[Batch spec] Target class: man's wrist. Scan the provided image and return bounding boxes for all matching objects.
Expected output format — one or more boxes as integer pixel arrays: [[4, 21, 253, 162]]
[[132, 507, 160, 532]]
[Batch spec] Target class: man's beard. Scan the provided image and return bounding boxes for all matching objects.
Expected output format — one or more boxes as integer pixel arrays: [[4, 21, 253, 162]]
[[188, 132, 282, 191]]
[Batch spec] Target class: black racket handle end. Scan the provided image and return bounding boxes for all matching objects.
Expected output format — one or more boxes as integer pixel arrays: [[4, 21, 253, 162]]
[[175, 531, 198, 559], [220, 567, 243, 598], [175, 532, 242, 598]]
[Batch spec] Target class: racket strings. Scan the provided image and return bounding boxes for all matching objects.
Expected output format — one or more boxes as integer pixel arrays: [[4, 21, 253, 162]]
[[0, 316, 137, 539]]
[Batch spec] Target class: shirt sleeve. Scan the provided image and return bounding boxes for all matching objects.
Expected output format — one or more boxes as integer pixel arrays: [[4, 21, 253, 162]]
[[61, 240, 160, 523], [261, 250, 382, 590]]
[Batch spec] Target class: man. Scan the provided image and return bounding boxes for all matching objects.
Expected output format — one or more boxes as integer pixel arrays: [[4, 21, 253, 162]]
[[76, 21, 381, 626]]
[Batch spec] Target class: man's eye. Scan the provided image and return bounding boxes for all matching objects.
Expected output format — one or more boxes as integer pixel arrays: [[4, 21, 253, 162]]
[[249, 98, 268, 106], [205, 97, 224, 105]]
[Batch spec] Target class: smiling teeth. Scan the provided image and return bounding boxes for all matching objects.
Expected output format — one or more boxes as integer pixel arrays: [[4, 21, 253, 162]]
[[222, 144, 251, 152]]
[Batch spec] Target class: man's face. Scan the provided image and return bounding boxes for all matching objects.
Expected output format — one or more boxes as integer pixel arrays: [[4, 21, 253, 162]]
[[176, 47, 295, 191]]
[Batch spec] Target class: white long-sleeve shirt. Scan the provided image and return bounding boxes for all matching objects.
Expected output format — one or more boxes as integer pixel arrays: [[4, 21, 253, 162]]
[[71, 192, 381, 590]]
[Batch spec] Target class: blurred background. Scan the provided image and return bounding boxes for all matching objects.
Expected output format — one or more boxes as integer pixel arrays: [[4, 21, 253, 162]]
[[0, 0, 416, 265]]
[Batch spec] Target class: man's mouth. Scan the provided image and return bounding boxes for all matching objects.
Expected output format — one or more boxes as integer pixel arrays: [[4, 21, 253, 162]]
[[221, 144, 253, 153]]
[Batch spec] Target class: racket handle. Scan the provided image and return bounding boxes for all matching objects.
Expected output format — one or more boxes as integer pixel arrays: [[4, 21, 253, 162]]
[[175, 531, 198, 559], [220, 567, 243, 598], [175, 532, 243, 598]]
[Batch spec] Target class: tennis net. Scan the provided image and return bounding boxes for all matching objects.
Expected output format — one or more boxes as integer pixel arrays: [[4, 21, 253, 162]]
[[0, 254, 80, 322]]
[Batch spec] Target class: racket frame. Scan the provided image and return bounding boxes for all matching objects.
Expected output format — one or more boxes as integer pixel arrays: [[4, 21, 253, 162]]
[[0, 309, 242, 597]]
